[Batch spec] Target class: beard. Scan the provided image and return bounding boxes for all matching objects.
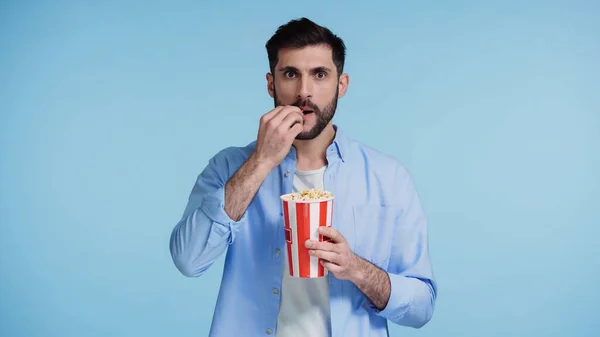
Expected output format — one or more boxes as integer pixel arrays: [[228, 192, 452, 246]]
[[273, 87, 339, 140]]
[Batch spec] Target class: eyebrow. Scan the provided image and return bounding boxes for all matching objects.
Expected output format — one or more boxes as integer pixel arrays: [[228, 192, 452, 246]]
[[277, 66, 333, 73]]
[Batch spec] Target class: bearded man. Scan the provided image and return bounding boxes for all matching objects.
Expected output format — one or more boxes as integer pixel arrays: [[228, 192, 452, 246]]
[[169, 17, 437, 337]]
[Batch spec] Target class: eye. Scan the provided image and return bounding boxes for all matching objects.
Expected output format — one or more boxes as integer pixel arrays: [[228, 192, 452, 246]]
[[316, 71, 327, 79], [284, 71, 296, 79]]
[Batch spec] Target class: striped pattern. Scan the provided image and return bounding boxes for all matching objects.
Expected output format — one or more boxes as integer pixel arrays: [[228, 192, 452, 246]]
[[282, 198, 333, 278]]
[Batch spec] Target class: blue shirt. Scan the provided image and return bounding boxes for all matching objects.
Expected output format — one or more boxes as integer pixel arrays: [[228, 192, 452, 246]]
[[169, 125, 437, 337]]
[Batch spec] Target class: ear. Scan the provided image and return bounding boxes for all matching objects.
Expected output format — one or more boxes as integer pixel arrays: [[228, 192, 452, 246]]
[[266, 72, 275, 98], [337, 73, 349, 98]]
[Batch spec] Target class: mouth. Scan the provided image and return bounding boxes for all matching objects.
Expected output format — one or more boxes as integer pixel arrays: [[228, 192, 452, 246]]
[[299, 106, 314, 114]]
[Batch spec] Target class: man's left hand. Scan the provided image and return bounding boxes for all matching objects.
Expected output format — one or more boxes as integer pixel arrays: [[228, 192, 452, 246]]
[[306, 227, 362, 281]]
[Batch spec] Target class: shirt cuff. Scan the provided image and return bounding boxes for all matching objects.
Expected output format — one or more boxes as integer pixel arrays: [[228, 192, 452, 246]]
[[362, 272, 412, 320], [199, 186, 248, 246]]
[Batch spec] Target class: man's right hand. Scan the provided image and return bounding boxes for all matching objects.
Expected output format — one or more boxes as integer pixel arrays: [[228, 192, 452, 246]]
[[252, 105, 304, 170], [222, 106, 303, 221]]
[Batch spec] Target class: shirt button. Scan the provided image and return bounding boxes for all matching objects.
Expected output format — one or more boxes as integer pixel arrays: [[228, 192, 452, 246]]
[[285, 171, 290, 177], [266, 328, 273, 334], [273, 288, 279, 294], [275, 248, 281, 255]]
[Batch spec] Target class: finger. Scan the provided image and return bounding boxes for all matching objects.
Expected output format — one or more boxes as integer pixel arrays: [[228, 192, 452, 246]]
[[287, 123, 304, 138], [309, 249, 340, 264], [260, 106, 286, 124], [275, 106, 302, 126], [320, 260, 342, 273], [305, 240, 339, 253], [268, 106, 302, 128], [318, 227, 345, 243], [280, 109, 304, 130]]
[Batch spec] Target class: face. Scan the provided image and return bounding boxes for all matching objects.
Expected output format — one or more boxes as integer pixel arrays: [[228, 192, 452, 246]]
[[267, 45, 349, 140]]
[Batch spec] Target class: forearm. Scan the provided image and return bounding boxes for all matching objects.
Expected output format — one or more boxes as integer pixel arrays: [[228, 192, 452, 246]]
[[348, 163, 437, 328], [170, 152, 271, 277], [224, 153, 272, 221], [383, 273, 435, 328], [170, 206, 231, 277], [350, 256, 391, 310], [351, 257, 435, 328]]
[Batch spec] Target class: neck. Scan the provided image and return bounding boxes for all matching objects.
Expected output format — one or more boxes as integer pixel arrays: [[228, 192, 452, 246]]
[[293, 123, 336, 171]]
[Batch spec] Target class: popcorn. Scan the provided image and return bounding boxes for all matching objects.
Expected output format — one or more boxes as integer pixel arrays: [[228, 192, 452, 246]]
[[282, 188, 333, 202], [280, 188, 335, 278]]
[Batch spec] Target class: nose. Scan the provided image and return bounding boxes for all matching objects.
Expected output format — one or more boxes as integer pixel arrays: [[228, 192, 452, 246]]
[[297, 76, 312, 100]]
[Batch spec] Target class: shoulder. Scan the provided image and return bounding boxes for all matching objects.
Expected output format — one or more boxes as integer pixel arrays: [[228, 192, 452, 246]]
[[203, 141, 257, 178], [211, 141, 256, 164]]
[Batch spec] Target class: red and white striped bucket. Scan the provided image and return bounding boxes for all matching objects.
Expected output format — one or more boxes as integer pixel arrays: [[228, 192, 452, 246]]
[[280, 193, 334, 278]]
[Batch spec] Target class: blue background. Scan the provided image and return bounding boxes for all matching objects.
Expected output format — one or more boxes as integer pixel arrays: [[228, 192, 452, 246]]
[[1, 1, 599, 336]]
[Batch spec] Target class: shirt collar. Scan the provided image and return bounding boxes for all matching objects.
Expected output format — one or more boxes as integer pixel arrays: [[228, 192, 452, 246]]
[[327, 124, 346, 162], [286, 124, 347, 163]]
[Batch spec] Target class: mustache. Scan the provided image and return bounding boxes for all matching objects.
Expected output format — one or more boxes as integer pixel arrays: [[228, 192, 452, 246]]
[[292, 99, 319, 111]]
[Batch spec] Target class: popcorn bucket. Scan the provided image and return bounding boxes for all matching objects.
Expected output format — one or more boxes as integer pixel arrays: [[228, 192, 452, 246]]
[[280, 190, 334, 278]]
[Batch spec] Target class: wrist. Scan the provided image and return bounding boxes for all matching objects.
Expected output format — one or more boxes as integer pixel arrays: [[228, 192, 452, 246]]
[[349, 253, 368, 287], [248, 152, 275, 178]]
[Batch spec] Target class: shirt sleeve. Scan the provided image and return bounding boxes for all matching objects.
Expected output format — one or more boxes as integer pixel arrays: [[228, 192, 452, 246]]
[[169, 147, 249, 277], [362, 164, 438, 328]]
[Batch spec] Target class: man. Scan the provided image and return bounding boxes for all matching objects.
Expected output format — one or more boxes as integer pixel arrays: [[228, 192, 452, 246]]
[[169, 17, 437, 337]]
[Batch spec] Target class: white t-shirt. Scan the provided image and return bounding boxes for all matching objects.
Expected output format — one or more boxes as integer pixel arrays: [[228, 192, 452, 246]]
[[276, 166, 331, 337]]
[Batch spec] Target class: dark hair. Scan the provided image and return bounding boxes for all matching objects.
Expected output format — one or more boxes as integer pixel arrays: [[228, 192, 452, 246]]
[[265, 17, 346, 77]]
